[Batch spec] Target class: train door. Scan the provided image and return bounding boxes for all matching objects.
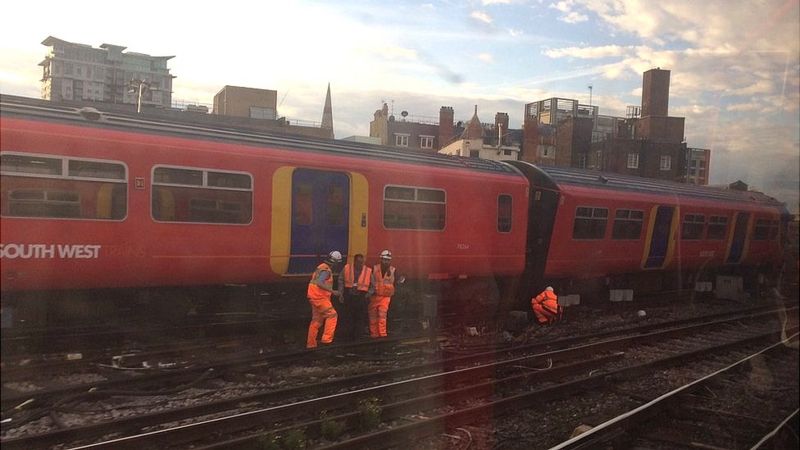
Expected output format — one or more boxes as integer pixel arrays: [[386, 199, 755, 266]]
[[726, 212, 750, 264], [286, 169, 350, 274], [644, 205, 675, 269]]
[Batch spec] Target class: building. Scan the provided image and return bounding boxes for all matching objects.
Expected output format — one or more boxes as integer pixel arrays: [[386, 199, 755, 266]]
[[523, 69, 695, 183], [589, 69, 687, 182], [40, 36, 174, 108], [438, 107, 520, 161], [522, 97, 624, 165], [213, 86, 277, 120], [370, 103, 521, 159], [213, 85, 334, 139], [686, 148, 711, 185], [369, 103, 441, 150]]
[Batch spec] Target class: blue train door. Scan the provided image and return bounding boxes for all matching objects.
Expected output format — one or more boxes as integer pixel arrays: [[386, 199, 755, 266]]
[[287, 169, 350, 274], [645, 206, 674, 269], [726, 213, 749, 264]]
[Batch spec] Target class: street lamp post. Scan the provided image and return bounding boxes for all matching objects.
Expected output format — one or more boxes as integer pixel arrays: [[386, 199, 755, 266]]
[[128, 79, 153, 114]]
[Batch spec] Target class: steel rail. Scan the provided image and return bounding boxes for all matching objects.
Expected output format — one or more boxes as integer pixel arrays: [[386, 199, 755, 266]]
[[14, 309, 790, 450]]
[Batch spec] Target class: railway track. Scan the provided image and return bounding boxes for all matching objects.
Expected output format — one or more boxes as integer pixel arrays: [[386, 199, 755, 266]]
[[2, 303, 793, 449], [552, 334, 799, 450]]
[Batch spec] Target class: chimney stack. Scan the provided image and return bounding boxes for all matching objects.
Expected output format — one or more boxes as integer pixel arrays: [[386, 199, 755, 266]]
[[495, 112, 509, 145], [439, 106, 454, 149]]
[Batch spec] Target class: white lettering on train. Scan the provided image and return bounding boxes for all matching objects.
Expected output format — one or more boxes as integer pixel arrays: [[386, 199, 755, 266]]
[[0, 244, 101, 259]]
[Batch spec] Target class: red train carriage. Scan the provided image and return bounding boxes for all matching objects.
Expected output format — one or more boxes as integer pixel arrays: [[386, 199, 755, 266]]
[[0, 95, 529, 296], [509, 162, 788, 301]]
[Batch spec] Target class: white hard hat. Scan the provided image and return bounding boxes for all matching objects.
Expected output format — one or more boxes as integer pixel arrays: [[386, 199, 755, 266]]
[[546, 286, 554, 292], [380, 249, 392, 260], [326, 251, 343, 264]]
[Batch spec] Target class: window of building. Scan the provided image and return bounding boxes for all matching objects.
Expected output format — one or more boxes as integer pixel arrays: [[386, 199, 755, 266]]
[[1, 152, 127, 220], [690, 159, 697, 168], [660, 155, 672, 171], [419, 135, 434, 149], [503, 149, 512, 156], [699, 160, 706, 168], [682, 213, 705, 240], [627, 153, 639, 169], [469, 150, 480, 158], [152, 166, 252, 224], [497, 194, 512, 232], [542, 145, 552, 157], [706, 215, 728, 240], [573, 206, 608, 239], [383, 185, 445, 230], [249, 106, 276, 120], [579, 154, 587, 168], [612, 209, 644, 239], [394, 134, 409, 147], [595, 151, 602, 168]]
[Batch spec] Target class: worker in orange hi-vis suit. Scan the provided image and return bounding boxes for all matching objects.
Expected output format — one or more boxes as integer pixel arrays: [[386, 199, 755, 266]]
[[367, 249, 397, 338], [532, 286, 560, 325], [306, 251, 343, 349]]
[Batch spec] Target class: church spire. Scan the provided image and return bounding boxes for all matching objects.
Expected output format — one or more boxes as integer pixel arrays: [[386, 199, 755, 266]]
[[321, 83, 334, 138]]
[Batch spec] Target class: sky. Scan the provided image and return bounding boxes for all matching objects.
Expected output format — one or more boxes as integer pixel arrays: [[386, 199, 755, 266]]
[[1, 0, 798, 212]]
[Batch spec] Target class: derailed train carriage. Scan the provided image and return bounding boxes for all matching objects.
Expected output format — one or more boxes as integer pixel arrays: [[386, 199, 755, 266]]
[[0, 95, 790, 326]]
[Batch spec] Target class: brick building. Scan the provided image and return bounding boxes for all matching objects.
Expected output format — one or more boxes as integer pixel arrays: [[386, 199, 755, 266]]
[[590, 69, 688, 182], [523, 68, 699, 183], [369, 104, 521, 156], [438, 107, 520, 161]]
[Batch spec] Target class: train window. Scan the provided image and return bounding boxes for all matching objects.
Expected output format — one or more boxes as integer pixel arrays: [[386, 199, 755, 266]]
[[612, 209, 643, 240], [498, 194, 512, 232], [293, 182, 313, 226], [682, 214, 706, 240], [8, 189, 81, 218], [1, 154, 62, 176], [385, 186, 415, 201], [68, 160, 126, 180], [753, 218, 778, 240], [326, 183, 346, 227], [153, 167, 203, 186], [572, 207, 608, 239], [207, 171, 251, 189], [383, 185, 446, 230], [768, 221, 779, 240], [1, 153, 127, 220], [706, 215, 728, 240], [152, 165, 252, 225]]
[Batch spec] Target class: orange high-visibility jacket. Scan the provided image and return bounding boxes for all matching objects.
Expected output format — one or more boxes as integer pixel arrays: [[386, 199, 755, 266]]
[[532, 290, 558, 313], [307, 263, 334, 300], [372, 264, 396, 297], [343, 263, 372, 291]]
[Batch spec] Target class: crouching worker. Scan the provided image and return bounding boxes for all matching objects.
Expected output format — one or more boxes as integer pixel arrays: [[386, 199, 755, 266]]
[[532, 286, 560, 325], [307, 251, 343, 348]]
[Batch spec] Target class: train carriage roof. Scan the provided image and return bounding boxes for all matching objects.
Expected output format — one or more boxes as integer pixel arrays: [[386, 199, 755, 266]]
[[509, 160, 787, 210], [0, 95, 519, 177]]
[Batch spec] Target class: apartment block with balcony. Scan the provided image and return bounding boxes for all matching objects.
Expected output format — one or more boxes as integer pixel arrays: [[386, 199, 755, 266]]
[[40, 36, 174, 108]]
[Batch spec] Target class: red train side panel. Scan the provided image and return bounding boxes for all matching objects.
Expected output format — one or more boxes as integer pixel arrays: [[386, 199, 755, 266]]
[[1, 98, 528, 292]]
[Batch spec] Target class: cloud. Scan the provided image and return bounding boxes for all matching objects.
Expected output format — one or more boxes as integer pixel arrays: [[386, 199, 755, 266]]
[[482, 0, 512, 4], [544, 45, 631, 59], [550, 1, 588, 23], [470, 10, 494, 24], [478, 53, 494, 63]]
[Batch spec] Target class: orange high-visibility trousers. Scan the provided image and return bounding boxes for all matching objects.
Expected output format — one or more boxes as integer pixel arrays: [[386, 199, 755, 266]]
[[307, 298, 338, 348], [533, 302, 558, 324], [368, 296, 391, 338]]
